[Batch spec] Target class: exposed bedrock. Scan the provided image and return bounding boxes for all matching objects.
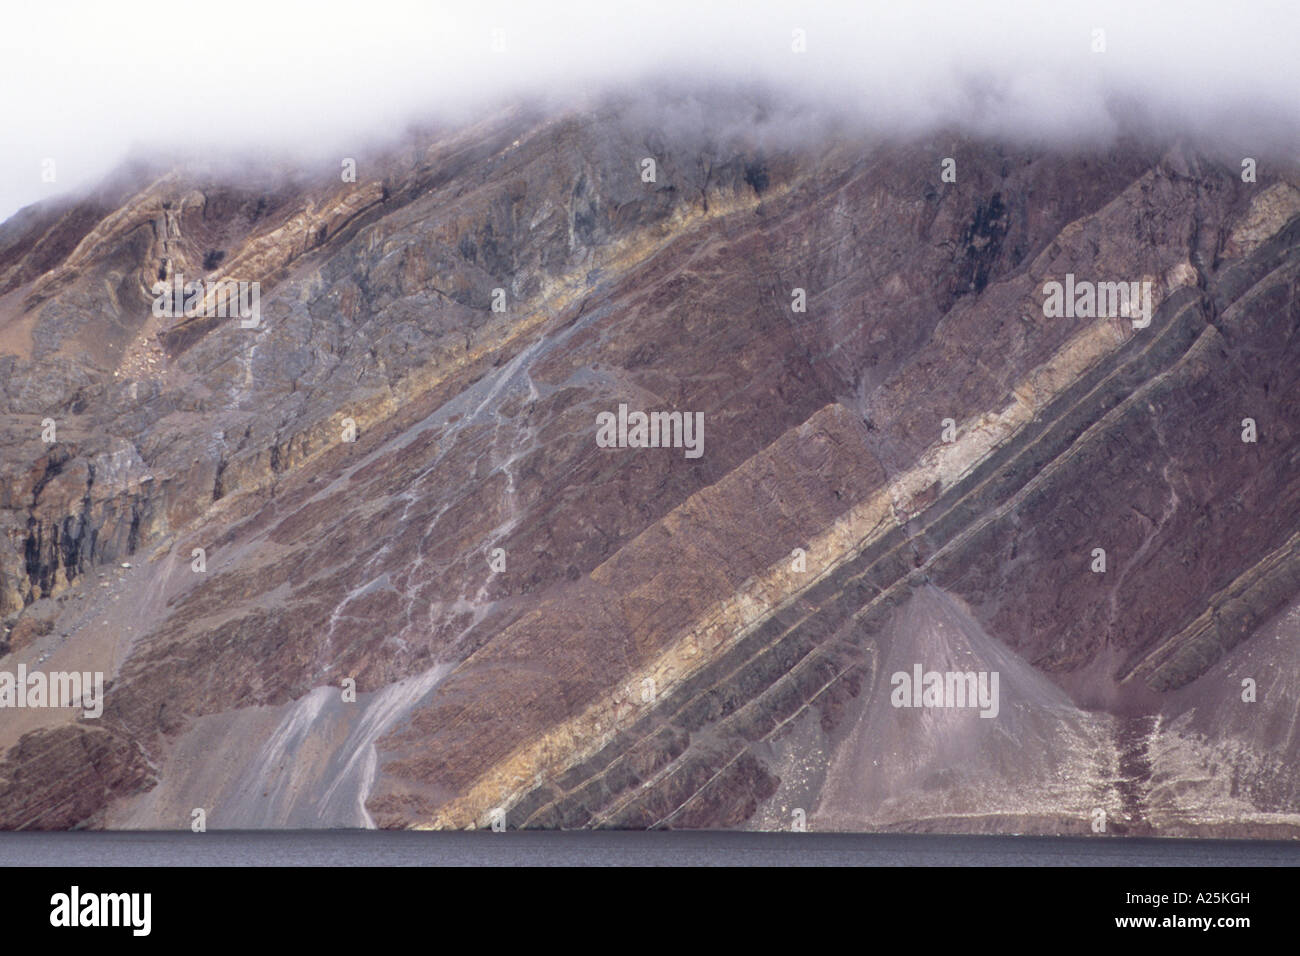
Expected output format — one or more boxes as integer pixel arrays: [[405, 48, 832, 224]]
[[0, 97, 1297, 834]]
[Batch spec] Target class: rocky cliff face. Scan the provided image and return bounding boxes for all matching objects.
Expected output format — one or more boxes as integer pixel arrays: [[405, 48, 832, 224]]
[[1, 95, 1297, 835]]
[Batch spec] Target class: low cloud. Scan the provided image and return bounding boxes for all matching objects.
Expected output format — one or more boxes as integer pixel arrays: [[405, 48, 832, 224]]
[[2, 0, 1298, 221]]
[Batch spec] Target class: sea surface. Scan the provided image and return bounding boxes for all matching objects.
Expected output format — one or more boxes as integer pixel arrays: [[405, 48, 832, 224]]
[[1, 830, 1296, 866]]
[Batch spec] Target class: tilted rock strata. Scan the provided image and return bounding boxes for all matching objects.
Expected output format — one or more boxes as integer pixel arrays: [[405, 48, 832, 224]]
[[0, 100, 1296, 834]]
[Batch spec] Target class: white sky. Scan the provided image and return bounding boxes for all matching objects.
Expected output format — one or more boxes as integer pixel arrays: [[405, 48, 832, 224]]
[[2, 0, 1298, 222]]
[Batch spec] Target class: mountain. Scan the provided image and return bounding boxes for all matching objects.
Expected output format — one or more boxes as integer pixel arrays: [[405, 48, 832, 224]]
[[1, 94, 1298, 834]]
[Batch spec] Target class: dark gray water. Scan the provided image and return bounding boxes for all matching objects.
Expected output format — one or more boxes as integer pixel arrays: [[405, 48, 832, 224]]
[[2, 830, 1296, 866]]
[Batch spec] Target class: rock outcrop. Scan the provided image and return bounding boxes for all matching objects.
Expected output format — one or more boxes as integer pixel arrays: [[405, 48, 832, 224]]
[[0, 95, 1297, 835]]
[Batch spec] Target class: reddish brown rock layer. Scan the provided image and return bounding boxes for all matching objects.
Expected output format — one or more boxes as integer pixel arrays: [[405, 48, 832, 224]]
[[0, 99, 1296, 834]]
